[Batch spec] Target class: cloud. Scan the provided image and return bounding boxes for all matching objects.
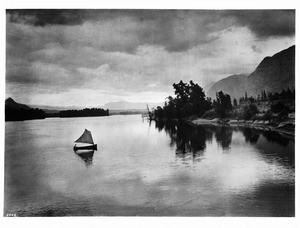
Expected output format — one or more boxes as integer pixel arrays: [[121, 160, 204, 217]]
[[5, 10, 295, 106], [6, 60, 76, 87], [251, 45, 262, 53], [7, 10, 295, 53], [7, 9, 85, 26], [4, 10, 233, 53], [224, 10, 295, 38], [77, 64, 110, 75]]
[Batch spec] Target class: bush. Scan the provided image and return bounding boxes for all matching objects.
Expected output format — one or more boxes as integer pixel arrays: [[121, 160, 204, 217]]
[[277, 109, 289, 121], [202, 109, 217, 119], [242, 104, 259, 120], [271, 101, 286, 113], [230, 109, 241, 119], [262, 110, 273, 120]]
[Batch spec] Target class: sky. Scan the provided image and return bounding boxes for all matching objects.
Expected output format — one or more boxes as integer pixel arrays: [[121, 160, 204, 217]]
[[6, 9, 295, 107]]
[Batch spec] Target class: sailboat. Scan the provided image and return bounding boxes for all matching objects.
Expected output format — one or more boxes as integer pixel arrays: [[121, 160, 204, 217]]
[[73, 129, 97, 151]]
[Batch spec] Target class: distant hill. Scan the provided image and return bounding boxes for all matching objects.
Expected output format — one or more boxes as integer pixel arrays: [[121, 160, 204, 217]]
[[5, 98, 46, 121], [30, 104, 84, 114], [29, 101, 163, 113], [207, 45, 295, 99], [5, 97, 30, 110], [203, 81, 216, 94], [207, 74, 249, 99], [102, 101, 163, 110], [10, 99, 163, 116]]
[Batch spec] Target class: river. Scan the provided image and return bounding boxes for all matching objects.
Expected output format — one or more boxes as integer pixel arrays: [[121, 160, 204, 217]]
[[4, 115, 295, 216]]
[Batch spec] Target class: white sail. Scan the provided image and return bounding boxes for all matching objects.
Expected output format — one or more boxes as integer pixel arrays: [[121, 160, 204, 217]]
[[75, 129, 94, 144]]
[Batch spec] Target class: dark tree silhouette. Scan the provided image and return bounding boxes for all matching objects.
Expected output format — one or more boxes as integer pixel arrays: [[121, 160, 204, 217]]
[[214, 91, 232, 118], [154, 80, 211, 119], [5, 107, 46, 121], [233, 98, 238, 107], [59, 108, 109, 118]]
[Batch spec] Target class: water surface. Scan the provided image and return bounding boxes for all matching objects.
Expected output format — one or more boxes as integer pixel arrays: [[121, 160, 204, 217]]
[[5, 115, 294, 216]]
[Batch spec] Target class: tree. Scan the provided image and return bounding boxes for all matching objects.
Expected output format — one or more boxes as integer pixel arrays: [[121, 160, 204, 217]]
[[164, 96, 177, 119], [243, 104, 259, 120], [286, 87, 293, 99], [233, 98, 238, 107], [154, 106, 164, 119], [189, 80, 208, 116], [214, 91, 232, 117], [153, 80, 211, 119], [271, 101, 288, 114], [248, 97, 255, 103], [245, 91, 248, 101]]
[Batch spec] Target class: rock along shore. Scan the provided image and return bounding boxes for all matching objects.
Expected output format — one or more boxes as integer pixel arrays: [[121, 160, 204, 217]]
[[188, 118, 295, 138]]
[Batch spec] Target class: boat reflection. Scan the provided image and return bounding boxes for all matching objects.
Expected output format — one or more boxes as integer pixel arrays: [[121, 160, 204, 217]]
[[74, 150, 95, 166]]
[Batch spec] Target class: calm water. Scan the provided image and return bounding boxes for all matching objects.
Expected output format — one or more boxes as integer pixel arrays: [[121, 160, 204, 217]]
[[4, 115, 295, 216]]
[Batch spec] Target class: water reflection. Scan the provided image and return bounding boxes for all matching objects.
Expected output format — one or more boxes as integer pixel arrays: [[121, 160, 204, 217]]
[[243, 128, 260, 144], [155, 121, 213, 160], [154, 120, 294, 165], [4, 116, 295, 216], [214, 126, 233, 149], [262, 131, 290, 147], [75, 150, 95, 166]]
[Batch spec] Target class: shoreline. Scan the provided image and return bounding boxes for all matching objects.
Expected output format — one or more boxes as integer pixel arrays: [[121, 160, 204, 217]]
[[188, 118, 295, 138]]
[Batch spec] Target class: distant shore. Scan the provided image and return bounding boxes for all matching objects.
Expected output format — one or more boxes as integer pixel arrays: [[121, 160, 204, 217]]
[[187, 118, 295, 138]]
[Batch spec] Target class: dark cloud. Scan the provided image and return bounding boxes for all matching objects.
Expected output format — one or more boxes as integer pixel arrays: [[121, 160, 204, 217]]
[[7, 9, 85, 26], [6, 9, 180, 27], [6, 10, 221, 53], [6, 10, 295, 53], [223, 10, 295, 38]]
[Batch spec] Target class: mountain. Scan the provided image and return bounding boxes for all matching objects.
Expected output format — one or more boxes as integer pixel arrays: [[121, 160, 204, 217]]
[[246, 45, 295, 96], [102, 101, 164, 110], [207, 45, 295, 99], [203, 81, 216, 93], [207, 74, 249, 99], [5, 97, 30, 110]]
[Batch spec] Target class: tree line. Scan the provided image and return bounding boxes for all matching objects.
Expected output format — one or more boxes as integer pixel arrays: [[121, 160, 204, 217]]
[[153, 80, 295, 121], [5, 107, 46, 121], [154, 80, 233, 120], [154, 80, 212, 119], [238, 88, 295, 104], [59, 108, 109, 118]]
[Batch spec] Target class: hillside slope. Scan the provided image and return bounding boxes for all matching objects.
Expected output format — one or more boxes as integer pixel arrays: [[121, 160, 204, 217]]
[[207, 45, 295, 99], [207, 74, 248, 99]]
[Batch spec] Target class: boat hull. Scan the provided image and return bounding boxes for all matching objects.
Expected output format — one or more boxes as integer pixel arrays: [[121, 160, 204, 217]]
[[74, 144, 97, 151]]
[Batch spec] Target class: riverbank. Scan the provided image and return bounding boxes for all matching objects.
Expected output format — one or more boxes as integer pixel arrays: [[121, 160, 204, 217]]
[[188, 117, 295, 137]]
